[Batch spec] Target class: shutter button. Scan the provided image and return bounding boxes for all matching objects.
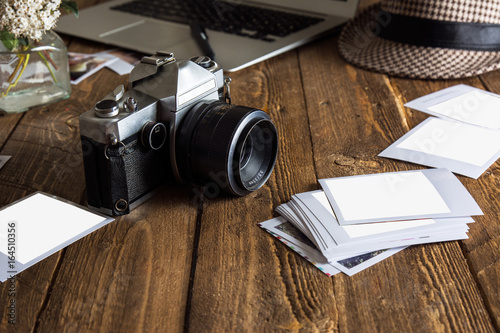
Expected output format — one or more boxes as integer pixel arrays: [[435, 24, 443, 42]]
[[95, 99, 119, 118]]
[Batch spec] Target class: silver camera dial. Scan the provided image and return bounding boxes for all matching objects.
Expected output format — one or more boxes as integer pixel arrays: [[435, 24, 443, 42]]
[[94, 99, 119, 118], [141, 121, 167, 150]]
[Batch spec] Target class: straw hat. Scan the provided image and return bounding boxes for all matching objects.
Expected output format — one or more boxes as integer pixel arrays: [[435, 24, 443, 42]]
[[338, 0, 500, 79]]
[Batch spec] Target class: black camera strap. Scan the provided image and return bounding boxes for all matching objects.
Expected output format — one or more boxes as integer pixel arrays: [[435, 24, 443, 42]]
[[106, 144, 131, 215]]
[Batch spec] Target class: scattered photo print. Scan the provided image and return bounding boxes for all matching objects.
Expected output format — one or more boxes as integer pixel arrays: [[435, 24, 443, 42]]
[[337, 250, 388, 269], [69, 52, 116, 84], [274, 222, 316, 248]]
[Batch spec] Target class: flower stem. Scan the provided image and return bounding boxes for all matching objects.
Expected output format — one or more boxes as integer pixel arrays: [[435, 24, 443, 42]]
[[44, 50, 58, 70], [37, 51, 58, 83], [7, 56, 23, 82], [2, 54, 30, 97]]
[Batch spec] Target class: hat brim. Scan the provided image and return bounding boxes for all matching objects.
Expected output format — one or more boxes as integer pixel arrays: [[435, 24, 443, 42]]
[[338, 4, 500, 79]]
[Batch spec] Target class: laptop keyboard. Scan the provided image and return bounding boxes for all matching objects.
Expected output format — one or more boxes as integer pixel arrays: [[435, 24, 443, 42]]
[[111, 0, 324, 42]]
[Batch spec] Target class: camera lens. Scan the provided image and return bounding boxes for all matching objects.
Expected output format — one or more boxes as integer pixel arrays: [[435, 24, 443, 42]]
[[240, 136, 253, 168], [234, 118, 277, 191], [176, 101, 278, 196]]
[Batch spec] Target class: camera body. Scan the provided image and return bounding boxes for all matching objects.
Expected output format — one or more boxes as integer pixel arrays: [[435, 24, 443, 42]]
[[80, 52, 278, 216]]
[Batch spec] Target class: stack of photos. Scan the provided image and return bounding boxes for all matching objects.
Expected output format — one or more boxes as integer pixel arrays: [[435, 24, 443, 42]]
[[259, 168, 483, 276]]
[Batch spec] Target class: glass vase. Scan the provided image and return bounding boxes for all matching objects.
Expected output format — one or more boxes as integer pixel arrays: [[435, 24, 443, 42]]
[[0, 30, 71, 113]]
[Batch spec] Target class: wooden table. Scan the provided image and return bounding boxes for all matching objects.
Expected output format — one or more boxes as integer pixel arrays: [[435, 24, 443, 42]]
[[1, 1, 499, 332]]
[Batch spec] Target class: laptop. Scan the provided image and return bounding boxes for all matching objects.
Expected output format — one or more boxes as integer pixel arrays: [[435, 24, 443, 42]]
[[56, 0, 359, 72]]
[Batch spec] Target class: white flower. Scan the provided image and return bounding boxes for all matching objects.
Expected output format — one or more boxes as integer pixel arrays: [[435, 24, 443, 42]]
[[0, 0, 62, 41]]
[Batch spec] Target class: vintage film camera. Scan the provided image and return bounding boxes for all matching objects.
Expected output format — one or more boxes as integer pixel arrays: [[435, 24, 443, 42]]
[[79, 52, 278, 216]]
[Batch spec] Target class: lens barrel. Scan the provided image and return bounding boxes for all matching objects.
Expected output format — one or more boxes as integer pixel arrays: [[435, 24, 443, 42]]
[[176, 101, 278, 196]]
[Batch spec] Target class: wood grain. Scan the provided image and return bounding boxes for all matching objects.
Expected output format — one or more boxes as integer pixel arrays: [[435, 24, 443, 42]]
[[1, 0, 499, 332], [186, 51, 338, 332], [298, 35, 497, 332], [34, 187, 198, 333], [389, 75, 500, 331], [0, 71, 92, 333], [0, 113, 23, 149]]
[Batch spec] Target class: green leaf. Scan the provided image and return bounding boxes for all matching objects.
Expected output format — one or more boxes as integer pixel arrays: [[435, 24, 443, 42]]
[[60, 0, 79, 18], [0, 30, 18, 50], [18, 37, 29, 47]]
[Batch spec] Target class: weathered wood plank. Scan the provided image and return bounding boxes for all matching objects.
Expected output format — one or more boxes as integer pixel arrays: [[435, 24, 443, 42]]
[[23, 44, 197, 332], [35, 187, 198, 333], [1, 0, 498, 331], [298, 35, 497, 332], [0, 37, 159, 332], [0, 73, 95, 333], [389, 74, 500, 330], [0, 114, 23, 149], [186, 50, 339, 332], [335, 243, 495, 333]]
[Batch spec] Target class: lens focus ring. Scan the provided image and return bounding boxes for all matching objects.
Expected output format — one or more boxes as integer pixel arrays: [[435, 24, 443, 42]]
[[176, 101, 278, 196]]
